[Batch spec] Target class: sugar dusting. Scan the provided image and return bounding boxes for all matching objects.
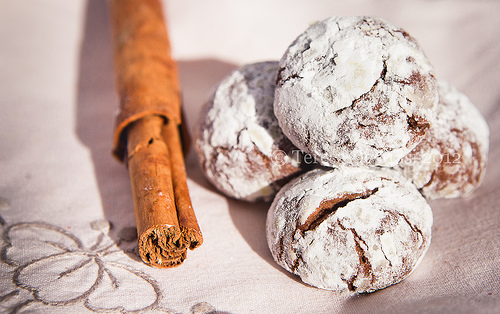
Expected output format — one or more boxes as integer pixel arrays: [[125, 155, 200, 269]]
[[266, 167, 433, 292], [195, 62, 302, 202], [275, 16, 438, 167], [399, 80, 490, 199]]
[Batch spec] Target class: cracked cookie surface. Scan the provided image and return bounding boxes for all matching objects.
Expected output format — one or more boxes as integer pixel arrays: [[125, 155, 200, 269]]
[[274, 16, 438, 167], [266, 167, 433, 293], [195, 61, 304, 202], [399, 80, 489, 199]]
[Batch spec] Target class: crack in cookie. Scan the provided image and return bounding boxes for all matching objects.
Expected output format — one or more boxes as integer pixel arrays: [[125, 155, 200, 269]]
[[298, 188, 379, 234]]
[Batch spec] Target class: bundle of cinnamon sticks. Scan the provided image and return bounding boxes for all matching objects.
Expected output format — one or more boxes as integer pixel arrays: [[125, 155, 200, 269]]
[[110, 0, 202, 268]]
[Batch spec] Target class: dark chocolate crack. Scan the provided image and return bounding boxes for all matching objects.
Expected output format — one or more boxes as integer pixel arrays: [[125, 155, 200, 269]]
[[397, 211, 424, 248], [276, 67, 303, 86], [405, 113, 430, 147], [298, 187, 379, 234], [206, 140, 302, 198], [291, 253, 304, 273], [277, 236, 285, 263], [333, 58, 388, 117], [337, 218, 374, 291], [382, 209, 425, 249], [420, 129, 482, 193], [393, 71, 429, 92], [379, 245, 393, 267], [235, 127, 247, 146]]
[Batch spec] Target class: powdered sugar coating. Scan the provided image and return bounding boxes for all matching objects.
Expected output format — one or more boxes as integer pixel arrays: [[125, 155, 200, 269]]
[[399, 80, 490, 199], [274, 16, 438, 167], [266, 167, 433, 293], [195, 61, 303, 202]]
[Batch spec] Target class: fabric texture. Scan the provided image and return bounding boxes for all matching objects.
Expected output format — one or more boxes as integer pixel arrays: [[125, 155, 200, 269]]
[[0, 0, 499, 313]]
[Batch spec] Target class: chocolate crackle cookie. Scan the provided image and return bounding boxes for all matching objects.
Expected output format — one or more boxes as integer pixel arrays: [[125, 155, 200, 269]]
[[274, 16, 438, 167], [399, 80, 489, 199], [266, 167, 433, 293], [195, 61, 305, 202]]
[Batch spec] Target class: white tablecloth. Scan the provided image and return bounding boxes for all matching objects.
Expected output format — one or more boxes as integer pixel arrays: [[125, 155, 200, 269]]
[[1, 0, 499, 313]]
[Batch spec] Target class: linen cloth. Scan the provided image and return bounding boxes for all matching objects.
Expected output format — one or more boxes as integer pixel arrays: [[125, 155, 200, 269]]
[[1, 0, 499, 313]]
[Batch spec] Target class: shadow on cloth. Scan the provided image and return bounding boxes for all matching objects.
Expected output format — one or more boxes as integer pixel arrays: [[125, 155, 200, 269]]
[[75, 0, 140, 258], [177, 59, 298, 278], [177, 61, 309, 281], [226, 197, 308, 283], [176, 55, 308, 282]]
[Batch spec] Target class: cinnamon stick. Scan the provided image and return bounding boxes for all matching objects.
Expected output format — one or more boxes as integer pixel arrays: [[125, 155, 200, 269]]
[[111, 0, 181, 160], [127, 116, 186, 267], [110, 0, 202, 267], [162, 120, 202, 250]]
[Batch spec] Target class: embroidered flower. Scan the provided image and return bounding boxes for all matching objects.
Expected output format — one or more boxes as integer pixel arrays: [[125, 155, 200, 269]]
[[0, 219, 172, 313]]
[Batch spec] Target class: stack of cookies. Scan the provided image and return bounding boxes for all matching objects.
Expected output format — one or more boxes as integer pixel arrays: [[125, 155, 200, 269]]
[[195, 16, 489, 293]]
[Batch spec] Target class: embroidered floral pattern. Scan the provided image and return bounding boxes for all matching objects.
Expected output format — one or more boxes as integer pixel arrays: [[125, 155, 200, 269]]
[[0, 216, 220, 314]]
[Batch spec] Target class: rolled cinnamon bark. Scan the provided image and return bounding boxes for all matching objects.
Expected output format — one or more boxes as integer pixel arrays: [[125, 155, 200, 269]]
[[111, 0, 181, 161], [127, 116, 186, 267], [163, 120, 203, 250], [110, 0, 202, 267]]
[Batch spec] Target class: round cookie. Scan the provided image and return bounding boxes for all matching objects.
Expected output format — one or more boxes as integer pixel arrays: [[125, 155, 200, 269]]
[[399, 80, 489, 199], [274, 16, 438, 167], [266, 167, 433, 293], [195, 61, 304, 202]]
